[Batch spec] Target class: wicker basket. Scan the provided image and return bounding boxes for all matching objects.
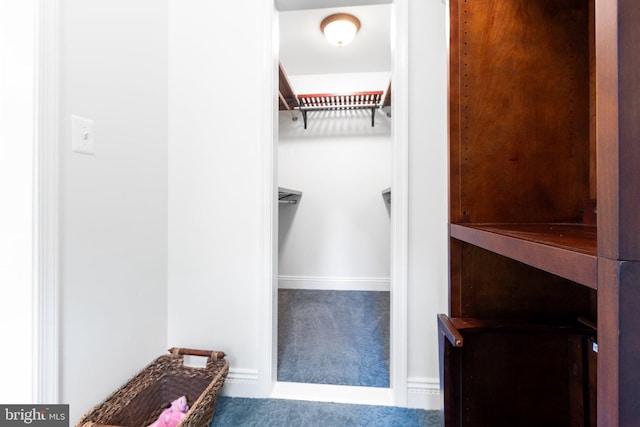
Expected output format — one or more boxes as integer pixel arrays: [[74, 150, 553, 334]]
[[77, 348, 228, 427]]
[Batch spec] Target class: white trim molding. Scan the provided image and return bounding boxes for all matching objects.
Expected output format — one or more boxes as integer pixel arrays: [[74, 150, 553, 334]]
[[389, 0, 410, 407], [407, 377, 441, 410], [262, 0, 409, 407], [272, 382, 394, 407], [221, 368, 261, 398], [226, 368, 260, 385], [258, 0, 279, 398], [33, 0, 59, 405], [278, 275, 390, 292]]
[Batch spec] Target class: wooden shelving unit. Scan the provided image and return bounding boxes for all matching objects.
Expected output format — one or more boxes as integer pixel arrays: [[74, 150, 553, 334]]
[[440, 0, 640, 425]]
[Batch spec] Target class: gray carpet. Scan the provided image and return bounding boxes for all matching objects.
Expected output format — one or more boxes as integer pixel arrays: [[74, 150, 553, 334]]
[[277, 289, 390, 387], [210, 397, 440, 427]]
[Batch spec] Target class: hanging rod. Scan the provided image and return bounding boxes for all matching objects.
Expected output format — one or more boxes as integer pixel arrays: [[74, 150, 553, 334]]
[[278, 187, 302, 205], [296, 91, 384, 129]]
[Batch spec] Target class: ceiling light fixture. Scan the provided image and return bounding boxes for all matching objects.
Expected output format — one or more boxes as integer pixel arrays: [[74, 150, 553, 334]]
[[320, 13, 361, 47]]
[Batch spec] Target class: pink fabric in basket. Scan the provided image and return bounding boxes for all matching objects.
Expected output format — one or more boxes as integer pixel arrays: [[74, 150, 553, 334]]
[[147, 396, 189, 427]]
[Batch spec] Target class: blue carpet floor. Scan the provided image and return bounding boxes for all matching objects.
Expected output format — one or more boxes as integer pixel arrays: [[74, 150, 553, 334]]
[[210, 397, 440, 427], [277, 289, 390, 387]]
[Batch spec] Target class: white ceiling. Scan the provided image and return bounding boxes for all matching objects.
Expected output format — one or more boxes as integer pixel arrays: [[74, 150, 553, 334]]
[[277, 1, 391, 93], [275, 0, 391, 11]]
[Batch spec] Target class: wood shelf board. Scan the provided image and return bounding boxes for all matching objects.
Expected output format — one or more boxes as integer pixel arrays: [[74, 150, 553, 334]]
[[279, 63, 300, 111], [461, 223, 597, 254], [450, 223, 597, 289], [447, 316, 594, 336]]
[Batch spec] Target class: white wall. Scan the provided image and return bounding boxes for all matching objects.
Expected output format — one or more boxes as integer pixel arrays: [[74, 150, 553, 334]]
[[0, 0, 35, 404], [58, 0, 168, 421], [278, 111, 392, 286], [406, 0, 449, 407], [167, 0, 267, 392], [289, 71, 391, 94], [167, 0, 448, 409], [46, 0, 447, 417]]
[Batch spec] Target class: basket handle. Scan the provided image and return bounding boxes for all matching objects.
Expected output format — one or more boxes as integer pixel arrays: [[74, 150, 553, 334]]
[[168, 347, 226, 360]]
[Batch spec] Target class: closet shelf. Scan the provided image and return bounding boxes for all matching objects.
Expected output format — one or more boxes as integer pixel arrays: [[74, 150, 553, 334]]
[[278, 187, 302, 205], [278, 62, 391, 129], [450, 223, 597, 289], [296, 91, 385, 129], [278, 63, 299, 111], [381, 188, 391, 204]]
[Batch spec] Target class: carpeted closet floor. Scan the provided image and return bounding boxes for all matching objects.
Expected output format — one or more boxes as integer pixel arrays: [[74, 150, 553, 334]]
[[210, 396, 440, 427], [277, 289, 390, 387]]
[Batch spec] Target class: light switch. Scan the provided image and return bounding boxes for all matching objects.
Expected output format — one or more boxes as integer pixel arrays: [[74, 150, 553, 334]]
[[71, 115, 95, 155]]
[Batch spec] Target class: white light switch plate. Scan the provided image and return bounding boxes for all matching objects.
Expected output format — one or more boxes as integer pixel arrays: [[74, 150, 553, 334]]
[[71, 115, 95, 155]]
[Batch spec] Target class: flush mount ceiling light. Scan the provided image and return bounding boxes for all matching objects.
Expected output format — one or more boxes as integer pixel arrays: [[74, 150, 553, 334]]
[[320, 13, 361, 47]]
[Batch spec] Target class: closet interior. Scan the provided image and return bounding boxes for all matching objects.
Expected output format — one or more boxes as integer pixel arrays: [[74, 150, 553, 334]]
[[276, 3, 393, 389]]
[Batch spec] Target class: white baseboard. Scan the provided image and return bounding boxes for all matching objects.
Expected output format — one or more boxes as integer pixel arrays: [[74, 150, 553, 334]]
[[226, 368, 260, 384], [271, 381, 394, 406], [407, 377, 441, 410], [220, 368, 260, 397], [220, 369, 441, 411], [278, 275, 390, 292]]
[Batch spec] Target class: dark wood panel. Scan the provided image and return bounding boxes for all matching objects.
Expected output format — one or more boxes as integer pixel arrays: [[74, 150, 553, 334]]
[[449, 238, 463, 317], [595, 0, 619, 261], [449, 0, 462, 223], [438, 314, 464, 347], [278, 63, 299, 111], [382, 82, 391, 107], [455, 223, 597, 254], [449, 317, 592, 335], [591, 0, 640, 262], [618, 261, 640, 425], [439, 315, 595, 427], [597, 257, 619, 427], [439, 332, 462, 427], [595, 259, 640, 425], [461, 332, 572, 426], [616, 0, 640, 261], [458, 243, 593, 321], [588, 0, 597, 201], [568, 335, 586, 427], [587, 337, 598, 427], [451, 223, 597, 288], [452, 0, 591, 223]]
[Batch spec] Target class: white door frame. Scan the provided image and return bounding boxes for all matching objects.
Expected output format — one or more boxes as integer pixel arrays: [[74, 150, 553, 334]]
[[34, 0, 60, 404], [258, 0, 409, 406]]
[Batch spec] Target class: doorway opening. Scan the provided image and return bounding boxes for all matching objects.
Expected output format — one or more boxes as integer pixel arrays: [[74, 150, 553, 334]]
[[267, 0, 408, 406]]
